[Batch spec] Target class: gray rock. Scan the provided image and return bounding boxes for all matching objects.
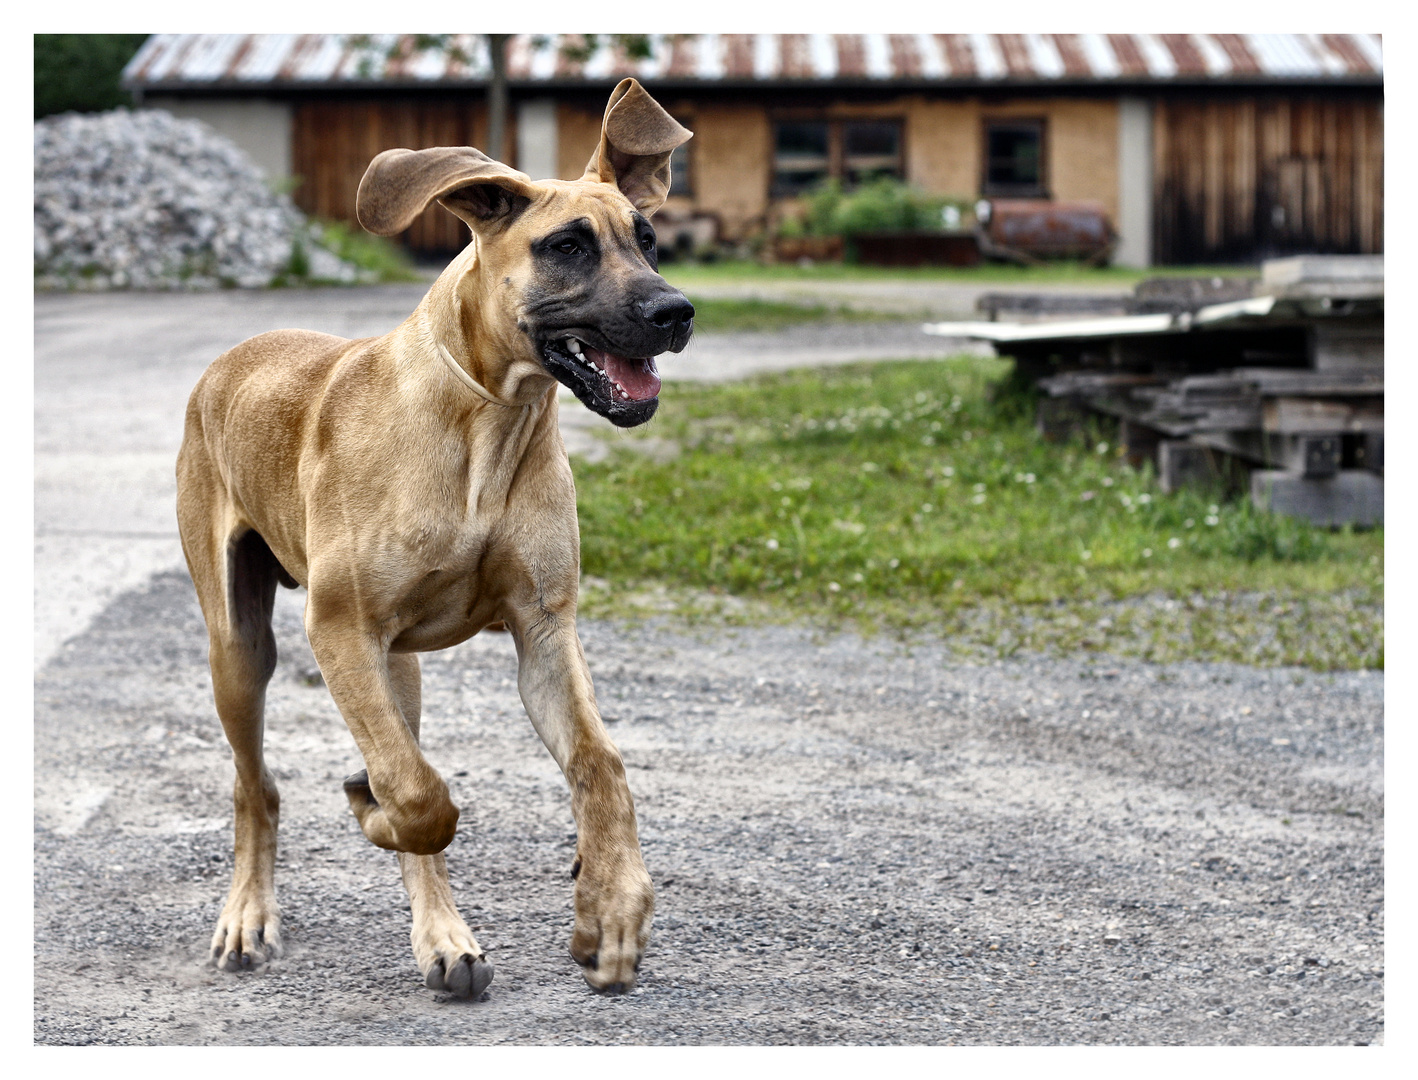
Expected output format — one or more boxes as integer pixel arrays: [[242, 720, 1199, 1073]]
[[34, 108, 360, 291]]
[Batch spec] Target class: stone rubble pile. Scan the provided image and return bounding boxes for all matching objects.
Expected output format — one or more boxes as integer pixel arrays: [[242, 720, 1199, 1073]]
[[34, 108, 359, 290]]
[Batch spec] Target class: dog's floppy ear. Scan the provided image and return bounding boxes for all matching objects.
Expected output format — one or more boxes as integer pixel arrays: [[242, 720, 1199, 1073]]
[[357, 147, 539, 236], [582, 78, 692, 218]]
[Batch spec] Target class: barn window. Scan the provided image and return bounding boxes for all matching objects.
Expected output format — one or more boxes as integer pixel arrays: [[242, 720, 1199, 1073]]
[[773, 119, 904, 195], [669, 115, 693, 196], [983, 119, 1047, 198], [842, 121, 902, 185], [773, 121, 832, 195]]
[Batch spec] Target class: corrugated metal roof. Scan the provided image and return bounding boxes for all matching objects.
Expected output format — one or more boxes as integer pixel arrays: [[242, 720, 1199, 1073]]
[[124, 33, 1382, 89]]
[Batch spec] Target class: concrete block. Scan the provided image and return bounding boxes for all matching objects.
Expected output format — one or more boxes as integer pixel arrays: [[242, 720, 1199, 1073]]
[[1251, 468, 1383, 527]]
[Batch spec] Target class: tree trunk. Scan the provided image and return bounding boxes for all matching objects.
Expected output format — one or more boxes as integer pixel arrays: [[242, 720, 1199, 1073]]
[[486, 34, 511, 163]]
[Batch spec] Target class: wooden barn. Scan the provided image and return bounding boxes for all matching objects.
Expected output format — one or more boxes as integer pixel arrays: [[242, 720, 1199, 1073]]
[[123, 34, 1383, 266]]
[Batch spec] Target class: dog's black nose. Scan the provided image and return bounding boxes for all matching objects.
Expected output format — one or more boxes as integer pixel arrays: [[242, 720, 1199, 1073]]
[[640, 294, 695, 333]]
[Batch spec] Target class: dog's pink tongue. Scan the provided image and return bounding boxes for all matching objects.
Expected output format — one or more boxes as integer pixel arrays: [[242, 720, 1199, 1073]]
[[596, 350, 661, 401]]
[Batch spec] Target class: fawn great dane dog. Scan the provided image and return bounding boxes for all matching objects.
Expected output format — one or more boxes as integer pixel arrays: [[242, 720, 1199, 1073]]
[[176, 78, 693, 998]]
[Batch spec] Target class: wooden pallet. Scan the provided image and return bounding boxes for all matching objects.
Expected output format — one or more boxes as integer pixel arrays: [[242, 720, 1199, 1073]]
[[958, 258, 1385, 526]]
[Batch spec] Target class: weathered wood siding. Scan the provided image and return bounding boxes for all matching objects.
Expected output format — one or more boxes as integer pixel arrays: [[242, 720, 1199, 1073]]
[[291, 98, 492, 255], [1153, 95, 1383, 264]]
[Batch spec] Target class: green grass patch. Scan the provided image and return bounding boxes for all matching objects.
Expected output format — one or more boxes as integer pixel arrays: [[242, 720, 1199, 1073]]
[[684, 295, 899, 332], [573, 357, 1382, 670]]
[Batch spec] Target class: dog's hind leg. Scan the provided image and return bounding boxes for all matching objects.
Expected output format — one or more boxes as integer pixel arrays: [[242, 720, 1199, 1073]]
[[201, 528, 286, 972], [383, 654, 495, 999]]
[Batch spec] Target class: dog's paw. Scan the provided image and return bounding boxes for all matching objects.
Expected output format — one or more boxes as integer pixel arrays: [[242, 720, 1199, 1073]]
[[569, 853, 654, 994], [412, 919, 493, 1000], [209, 893, 282, 973], [424, 952, 495, 1000]]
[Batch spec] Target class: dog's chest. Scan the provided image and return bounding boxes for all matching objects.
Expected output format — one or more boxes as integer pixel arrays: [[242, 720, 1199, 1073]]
[[385, 515, 572, 652], [386, 537, 501, 652]]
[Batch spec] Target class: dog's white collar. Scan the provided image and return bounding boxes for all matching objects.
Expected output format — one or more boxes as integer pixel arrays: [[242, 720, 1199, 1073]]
[[435, 341, 526, 408]]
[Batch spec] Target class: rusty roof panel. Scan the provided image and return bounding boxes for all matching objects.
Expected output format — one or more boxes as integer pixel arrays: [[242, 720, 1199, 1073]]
[[836, 34, 867, 79], [1106, 34, 1150, 78], [1052, 34, 1093, 79], [122, 33, 1383, 90], [1321, 33, 1374, 76]]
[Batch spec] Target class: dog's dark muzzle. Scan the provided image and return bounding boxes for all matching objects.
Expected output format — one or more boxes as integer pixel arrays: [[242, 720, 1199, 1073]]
[[639, 292, 695, 353]]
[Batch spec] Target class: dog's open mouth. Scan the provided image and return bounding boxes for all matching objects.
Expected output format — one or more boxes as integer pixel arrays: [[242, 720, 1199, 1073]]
[[540, 336, 662, 427]]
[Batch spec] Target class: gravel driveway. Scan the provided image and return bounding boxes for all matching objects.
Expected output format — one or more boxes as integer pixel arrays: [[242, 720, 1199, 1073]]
[[33, 286, 1383, 1045]]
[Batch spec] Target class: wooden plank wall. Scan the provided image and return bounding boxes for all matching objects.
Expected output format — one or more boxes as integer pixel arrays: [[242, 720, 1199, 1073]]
[[291, 98, 496, 256], [1153, 94, 1383, 264]]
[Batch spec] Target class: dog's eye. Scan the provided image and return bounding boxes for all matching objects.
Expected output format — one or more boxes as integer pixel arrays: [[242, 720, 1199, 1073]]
[[553, 239, 582, 256], [639, 233, 656, 252]]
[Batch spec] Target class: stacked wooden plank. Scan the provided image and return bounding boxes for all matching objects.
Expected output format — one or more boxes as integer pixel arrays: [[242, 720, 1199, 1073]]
[[926, 256, 1383, 526]]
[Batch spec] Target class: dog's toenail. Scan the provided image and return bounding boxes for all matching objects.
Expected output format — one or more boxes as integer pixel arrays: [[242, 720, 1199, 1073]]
[[426, 959, 446, 991], [446, 956, 474, 997]]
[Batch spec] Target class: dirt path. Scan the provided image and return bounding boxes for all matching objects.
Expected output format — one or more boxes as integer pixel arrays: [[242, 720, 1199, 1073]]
[[34, 287, 1383, 1045]]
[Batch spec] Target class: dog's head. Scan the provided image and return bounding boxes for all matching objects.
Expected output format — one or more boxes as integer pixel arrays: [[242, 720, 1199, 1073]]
[[356, 79, 694, 427]]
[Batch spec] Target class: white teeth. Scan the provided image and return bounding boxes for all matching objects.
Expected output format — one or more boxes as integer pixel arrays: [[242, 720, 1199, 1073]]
[[566, 338, 582, 356]]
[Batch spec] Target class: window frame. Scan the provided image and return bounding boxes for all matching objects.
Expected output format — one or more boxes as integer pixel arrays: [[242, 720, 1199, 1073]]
[[981, 117, 1049, 199], [668, 113, 694, 198], [771, 116, 905, 196]]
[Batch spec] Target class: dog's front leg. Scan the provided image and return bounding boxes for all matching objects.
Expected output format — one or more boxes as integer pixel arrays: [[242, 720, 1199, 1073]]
[[513, 616, 653, 993], [305, 612, 460, 856], [386, 654, 494, 1000]]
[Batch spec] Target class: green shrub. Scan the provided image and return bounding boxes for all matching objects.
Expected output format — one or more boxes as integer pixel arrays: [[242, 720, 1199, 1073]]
[[800, 177, 966, 238], [316, 219, 420, 283]]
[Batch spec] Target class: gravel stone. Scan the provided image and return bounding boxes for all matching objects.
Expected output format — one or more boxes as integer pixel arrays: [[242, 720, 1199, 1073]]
[[33, 571, 1384, 1045], [34, 109, 357, 291]]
